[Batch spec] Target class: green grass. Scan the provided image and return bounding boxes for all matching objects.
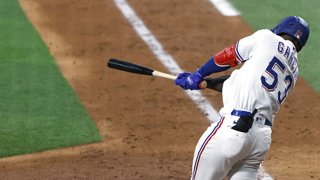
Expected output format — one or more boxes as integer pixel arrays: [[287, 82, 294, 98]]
[[0, 0, 101, 157], [230, 0, 320, 92]]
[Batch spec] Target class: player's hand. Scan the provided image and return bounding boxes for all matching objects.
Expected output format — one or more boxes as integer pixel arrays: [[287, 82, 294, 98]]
[[175, 70, 204, 90]]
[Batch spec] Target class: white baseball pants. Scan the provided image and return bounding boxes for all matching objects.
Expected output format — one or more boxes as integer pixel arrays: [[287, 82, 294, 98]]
[[191, 115, 272, 180]]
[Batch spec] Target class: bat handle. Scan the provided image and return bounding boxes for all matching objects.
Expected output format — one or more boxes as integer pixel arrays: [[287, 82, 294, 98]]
[[152, 70, 177, 80]]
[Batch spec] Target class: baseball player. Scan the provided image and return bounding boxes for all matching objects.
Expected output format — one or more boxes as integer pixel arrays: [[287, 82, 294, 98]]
[[175, 16, 310, 179]]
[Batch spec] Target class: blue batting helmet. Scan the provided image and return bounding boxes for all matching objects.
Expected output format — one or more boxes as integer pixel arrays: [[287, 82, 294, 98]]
[[271, 16, 310, 50]]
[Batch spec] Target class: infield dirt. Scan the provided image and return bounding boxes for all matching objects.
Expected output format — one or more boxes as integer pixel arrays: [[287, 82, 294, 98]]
[[0, 0, 319, 179]]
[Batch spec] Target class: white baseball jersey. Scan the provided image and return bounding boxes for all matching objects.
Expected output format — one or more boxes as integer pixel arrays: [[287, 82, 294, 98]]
[[220, 29, 299, 123]]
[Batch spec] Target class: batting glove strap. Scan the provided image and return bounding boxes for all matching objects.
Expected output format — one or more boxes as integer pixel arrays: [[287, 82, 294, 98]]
[[188, 70, 204, 89]]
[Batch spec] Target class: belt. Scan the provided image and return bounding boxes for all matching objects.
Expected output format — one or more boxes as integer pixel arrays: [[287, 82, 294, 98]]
[[231, 109, 272, 127]]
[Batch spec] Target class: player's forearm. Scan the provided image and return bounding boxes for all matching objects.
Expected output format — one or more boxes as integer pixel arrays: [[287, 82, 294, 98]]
[[197, 58, 229, 77], [175, 44, 239, 90]]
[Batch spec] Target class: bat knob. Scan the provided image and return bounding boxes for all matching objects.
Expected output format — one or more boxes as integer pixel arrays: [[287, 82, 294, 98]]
[[199, 80, 207, 89]]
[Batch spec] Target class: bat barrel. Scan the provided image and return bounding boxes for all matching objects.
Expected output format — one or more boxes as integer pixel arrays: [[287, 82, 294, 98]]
[[108, 58, 154, 76]]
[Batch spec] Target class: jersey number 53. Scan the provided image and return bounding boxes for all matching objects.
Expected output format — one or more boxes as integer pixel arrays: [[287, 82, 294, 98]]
[[261, 57, 293, 104]]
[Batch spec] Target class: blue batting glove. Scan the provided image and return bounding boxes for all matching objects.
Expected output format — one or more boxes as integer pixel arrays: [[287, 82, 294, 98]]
[[175, 70, 204, 90]]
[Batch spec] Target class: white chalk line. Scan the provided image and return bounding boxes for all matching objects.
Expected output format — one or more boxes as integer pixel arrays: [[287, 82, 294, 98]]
[[113, 0, 220, 122], [209, 0, 240, 16], [113, 0, 272, 179]]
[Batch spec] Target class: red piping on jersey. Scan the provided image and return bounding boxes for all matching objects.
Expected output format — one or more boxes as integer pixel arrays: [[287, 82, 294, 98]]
[[235, 41, 245, 61]]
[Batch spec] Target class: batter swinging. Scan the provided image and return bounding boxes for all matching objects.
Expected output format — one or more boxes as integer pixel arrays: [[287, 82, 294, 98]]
[[175, 16, 310, 179]]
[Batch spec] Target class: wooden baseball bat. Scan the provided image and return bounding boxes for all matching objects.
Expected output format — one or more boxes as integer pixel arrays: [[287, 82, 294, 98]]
[[107, 58, 228, 91]]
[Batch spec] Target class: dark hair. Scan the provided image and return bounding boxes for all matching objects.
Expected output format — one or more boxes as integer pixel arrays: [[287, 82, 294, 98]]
[[280, 33, 302, 52]]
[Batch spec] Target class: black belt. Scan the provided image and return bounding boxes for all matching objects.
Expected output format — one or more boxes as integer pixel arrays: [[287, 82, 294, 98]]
[[231, 109, 272, 127]]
